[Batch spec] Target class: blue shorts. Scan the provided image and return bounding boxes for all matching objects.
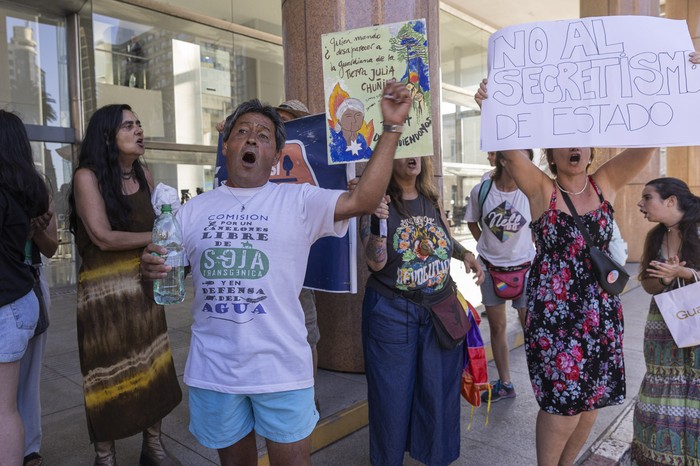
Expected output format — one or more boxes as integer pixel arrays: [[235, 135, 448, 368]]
[[479, 258, 529, 309], [0, 290, 39, 363], [188, 386, 319, 449]]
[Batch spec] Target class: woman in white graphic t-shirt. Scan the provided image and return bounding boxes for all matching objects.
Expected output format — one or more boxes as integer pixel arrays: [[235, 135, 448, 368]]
[[464, 150, 535, 404]]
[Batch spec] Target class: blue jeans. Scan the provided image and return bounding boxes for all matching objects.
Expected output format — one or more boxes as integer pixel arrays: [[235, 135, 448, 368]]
[[0, 290, 38, 363], [18, 270, 50, 455], [362, 286, 463, 466], [18, 331, 47, 455]]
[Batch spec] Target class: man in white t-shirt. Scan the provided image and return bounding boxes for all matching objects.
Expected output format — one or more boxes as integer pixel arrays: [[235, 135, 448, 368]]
[[141, 84, 411, 466]]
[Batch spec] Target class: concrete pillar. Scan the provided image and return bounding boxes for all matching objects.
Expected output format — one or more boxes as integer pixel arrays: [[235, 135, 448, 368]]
[[579, 0, 661, 262], [281, 0, 441, 372], [664, 0, 700, 195]]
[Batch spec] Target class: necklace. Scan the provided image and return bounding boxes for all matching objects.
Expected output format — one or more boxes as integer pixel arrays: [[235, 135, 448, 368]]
[[225, 183, 267, 212], [121, 167, 135, 180], [665, 221, 680, 232], [556, 176, 588, 196]]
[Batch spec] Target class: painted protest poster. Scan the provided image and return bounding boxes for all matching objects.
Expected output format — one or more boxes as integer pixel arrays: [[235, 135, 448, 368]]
[[275, 114, 355, 292], [214, 114, 356, 293], [481, 16, 700, 151], [322, 19, 433, 164]]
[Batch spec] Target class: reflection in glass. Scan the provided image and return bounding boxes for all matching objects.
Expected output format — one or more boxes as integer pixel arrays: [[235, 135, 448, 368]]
[[2, 8, 69, 128], [91, 1, 284, 147], [30, 141, 76, 288], [439, 8, 491, 226]]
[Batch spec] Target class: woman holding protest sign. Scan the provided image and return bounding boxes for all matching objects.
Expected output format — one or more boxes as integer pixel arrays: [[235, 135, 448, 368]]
[[475, 51, 696, 464], [632, 177, 700, 465], [357, 155, 483, 466]]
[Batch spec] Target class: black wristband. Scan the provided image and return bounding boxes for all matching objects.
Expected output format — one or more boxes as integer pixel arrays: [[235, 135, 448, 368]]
[[370, 215, 383, 236]]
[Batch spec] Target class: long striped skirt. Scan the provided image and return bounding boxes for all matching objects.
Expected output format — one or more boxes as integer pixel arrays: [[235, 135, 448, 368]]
[[631, 298, 700, 465], [77, 251, 182, 442]]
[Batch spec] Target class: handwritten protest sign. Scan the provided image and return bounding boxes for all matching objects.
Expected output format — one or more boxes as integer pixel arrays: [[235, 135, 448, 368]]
[[481, 16, 700, 151], [322, 19, 433, 164]]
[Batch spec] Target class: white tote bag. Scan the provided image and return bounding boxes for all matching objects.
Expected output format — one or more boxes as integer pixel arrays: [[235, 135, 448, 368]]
[[654, 271, 700, 348]]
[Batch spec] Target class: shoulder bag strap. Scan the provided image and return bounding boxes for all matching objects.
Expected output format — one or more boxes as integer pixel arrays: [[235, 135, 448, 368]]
[[478, 178, 492, 217], [559, 189, 596, 250]]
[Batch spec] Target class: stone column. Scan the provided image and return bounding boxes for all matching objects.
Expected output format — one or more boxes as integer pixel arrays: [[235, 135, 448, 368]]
[[664, 0, 700, 195], [579, 0, 661, 262], [281, 0, 441, 372]]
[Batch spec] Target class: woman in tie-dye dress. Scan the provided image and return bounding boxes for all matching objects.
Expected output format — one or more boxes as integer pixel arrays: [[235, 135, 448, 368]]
[[69, 104, 181, 465]]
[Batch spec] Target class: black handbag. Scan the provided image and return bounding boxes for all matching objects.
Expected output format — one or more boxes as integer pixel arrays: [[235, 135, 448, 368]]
[[559, 188, 629, 295]]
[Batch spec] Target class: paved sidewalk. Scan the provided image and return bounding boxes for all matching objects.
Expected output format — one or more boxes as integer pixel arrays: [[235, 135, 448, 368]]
[[312, 263, 649, 466], [35, 255, 646, 465]]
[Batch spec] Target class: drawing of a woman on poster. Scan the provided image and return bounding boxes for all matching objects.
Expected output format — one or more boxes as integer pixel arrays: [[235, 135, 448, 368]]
[[328, 88, 374, 163]]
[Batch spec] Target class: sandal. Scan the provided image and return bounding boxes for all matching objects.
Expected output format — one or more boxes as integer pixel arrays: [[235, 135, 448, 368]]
[[24, 452, 43, 466]]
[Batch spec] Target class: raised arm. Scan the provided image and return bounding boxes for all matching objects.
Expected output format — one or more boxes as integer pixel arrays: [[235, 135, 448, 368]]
[[475, 79, 552, 218], [334, 82, 412, 221], [73, 168, 152, 251], [592, 147, 655, 205]]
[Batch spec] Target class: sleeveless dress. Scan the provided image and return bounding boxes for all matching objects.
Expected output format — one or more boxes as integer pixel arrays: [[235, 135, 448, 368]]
[[76, 189, 181, 442], [631, 250, 700, 465], [525, 178, 625, 415]]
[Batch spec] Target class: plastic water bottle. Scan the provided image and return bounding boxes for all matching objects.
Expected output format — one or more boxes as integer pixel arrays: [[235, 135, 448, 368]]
[[152, 204, 185, 304]]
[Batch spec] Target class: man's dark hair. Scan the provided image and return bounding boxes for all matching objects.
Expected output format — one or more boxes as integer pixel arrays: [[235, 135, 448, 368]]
[[222, 99, 286, 152]]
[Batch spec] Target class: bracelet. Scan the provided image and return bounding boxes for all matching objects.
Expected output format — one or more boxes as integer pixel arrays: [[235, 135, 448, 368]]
[[382, 123, 403, 134]]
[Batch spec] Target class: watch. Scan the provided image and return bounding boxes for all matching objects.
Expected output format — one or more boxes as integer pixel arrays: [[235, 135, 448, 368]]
[[382, 123, 403, 134]]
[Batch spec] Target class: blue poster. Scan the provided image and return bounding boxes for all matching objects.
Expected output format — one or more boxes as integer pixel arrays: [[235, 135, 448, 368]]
[[214, 113, 354, 292]]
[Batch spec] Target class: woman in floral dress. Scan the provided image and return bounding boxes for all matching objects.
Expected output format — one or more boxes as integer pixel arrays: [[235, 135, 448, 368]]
[[475, 63, 696, 464], [632, 177, 700, 465]]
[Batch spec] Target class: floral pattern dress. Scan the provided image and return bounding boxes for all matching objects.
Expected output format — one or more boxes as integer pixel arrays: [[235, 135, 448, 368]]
[[525, 178, 625, 415]]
